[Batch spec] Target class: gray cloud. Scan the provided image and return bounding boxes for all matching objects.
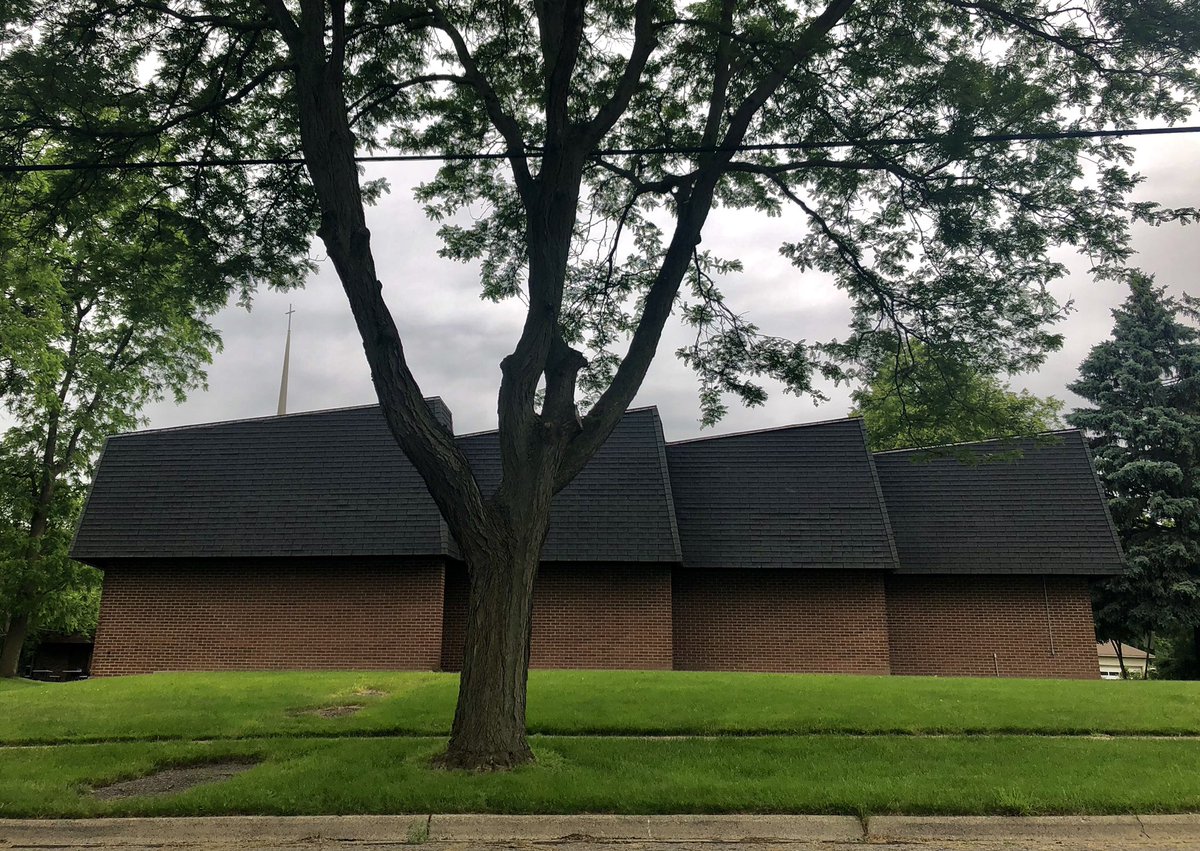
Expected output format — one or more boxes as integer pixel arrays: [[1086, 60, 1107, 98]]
[[142, 135, 1200, 442]]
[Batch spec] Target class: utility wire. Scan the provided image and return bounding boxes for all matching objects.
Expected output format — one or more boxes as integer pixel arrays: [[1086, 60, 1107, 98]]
[[2, 124, 1198, 174]]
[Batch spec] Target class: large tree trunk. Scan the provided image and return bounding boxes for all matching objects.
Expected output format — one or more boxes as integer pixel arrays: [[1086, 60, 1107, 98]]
[[443, 532, 542, 769], [0, 612, 32, 678]]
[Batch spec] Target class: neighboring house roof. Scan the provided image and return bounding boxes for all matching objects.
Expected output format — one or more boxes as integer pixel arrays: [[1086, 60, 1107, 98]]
[[665, 418, 898, 570], [872, 431, 1126, 575], [72, 403, 1126, 578], [1097, 641, 1153, 660]]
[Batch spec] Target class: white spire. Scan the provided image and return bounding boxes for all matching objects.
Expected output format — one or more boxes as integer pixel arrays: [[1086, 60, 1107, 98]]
[[277, 304, 294, 416]]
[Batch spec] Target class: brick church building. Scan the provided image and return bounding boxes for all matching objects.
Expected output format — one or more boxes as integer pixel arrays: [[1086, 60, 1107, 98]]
[[71, 400, 1124, 678]]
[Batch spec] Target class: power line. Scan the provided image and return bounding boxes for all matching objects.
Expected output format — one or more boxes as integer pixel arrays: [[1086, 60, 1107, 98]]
[[3, 124, 1198, 174]]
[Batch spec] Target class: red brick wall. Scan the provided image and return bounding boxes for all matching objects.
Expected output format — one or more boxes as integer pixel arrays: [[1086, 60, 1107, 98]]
[[441, 564, 673, 671], [672, 569, 892, 674], [91, 559, 445, 676], [886, 574, 1098, 679], [90, 558, 1101, 679]]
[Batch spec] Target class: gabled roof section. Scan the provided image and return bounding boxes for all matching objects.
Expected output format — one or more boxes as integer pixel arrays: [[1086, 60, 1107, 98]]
[[872, 430, 1126, 575], [456, 407, 682, 562], [72, 405, 448, 562], [665, 418, 899, 570], [71, 403, 682, 565]]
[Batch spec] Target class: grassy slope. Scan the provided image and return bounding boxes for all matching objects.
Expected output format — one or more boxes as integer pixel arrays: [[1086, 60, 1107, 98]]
[[3, 735, 1199, 818], [3, 670, 1200, 744], [5, 671, 1199, 817]]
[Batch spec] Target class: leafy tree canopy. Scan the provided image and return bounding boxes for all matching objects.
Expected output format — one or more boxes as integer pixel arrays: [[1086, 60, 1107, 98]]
[[2, 1, 1198, 424], [852, 338, 1063, 451], [0, 158, 235, 674], [1068, 273, 1200, 650]]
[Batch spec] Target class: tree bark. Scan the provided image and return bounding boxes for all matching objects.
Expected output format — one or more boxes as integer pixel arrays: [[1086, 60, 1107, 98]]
[[442, 533, 542, 769], [0, 612, 32, 678]]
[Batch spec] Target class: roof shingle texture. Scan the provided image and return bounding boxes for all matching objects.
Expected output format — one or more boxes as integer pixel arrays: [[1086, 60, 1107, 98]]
[[72, 405, 681, 564], [455, 408, 682, 562], [665, 418, 900, 570], [872, 431, 1126, 575], [72, 403, 1125, 578]]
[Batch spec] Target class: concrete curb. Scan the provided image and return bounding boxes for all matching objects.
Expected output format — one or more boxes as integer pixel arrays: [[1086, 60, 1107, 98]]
[[427, 814, 862, 841], [866, 814, 1200, 842], [0, 815, 426, 847], [0, 815, 861, 847], [2, 813, 1199, 846]]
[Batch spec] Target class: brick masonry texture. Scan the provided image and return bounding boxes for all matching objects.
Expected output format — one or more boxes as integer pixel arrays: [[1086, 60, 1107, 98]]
[[441, 564, 673, 671], [90, 562, 1101, 678], [672, 569, 894, 674], [886, 574, 1099, 678], [91, 559, 446, 676]]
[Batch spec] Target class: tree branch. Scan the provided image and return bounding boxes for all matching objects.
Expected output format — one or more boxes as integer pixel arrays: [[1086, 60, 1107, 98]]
[[561, 0, 858, 483], [700, 0, 737, 151], [276, 0, 491, 549], [540, 0, 587, 144], [580, 0, 656, 146], [427, 1, 533, 195]]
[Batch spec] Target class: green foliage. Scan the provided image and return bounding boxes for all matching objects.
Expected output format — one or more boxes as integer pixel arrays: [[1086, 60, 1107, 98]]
[[2, 0, 1198, 426], [852, 338, 1063, 451], [1068, 273, 1200, 652], [0, 154, 258, 657], [1153, 627, 1200, 680]]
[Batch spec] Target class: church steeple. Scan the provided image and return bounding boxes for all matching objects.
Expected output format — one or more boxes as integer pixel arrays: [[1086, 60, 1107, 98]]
[[277, 304, 294, 416]]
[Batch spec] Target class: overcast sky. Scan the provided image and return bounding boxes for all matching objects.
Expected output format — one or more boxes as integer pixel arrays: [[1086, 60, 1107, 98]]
[[141, 133, 1200, 442]]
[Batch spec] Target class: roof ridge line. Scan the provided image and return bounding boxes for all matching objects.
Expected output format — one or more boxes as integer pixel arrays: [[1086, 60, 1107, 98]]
[[454, 405, 659, 441], [871, 428, 1082, 455], [665, 415, 861, 447], [107, 402, 390, 437], [856, 418, 902, 570]]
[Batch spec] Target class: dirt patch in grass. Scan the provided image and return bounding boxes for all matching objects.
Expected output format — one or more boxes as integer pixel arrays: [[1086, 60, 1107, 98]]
[[91, 760, 258, 800], [287, 704, 365, 719], [353, 688, 387, 697]]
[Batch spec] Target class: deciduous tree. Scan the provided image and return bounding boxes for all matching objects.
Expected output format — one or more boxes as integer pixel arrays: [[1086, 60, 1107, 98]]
[[0, 162, 254, 676], [3, 0, 1198, 764], [852, 338, 1063, 450]]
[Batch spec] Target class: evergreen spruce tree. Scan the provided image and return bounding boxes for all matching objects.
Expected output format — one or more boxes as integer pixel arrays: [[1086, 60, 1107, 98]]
[[1068, 274, 1200, 676]]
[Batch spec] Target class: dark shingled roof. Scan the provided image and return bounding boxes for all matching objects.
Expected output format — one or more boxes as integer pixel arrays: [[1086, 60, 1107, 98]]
[[665, 418, 899, 570], [72, 403, 1125, 578], [455, 408, 682, 562], [872, 430, 1126, 575], [72, 405, 448, 562], [71, 404, 681, 565]]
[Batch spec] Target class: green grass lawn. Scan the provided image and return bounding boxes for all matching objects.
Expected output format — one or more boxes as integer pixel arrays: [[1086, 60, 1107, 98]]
[[3, 669, 1200, 744], [2, 670, 1199, 818], [3, 735, 1200, 818]]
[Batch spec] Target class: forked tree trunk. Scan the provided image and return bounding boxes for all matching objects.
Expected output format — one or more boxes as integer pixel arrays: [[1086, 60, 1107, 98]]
[[0, 612, 32, 678], [443, 537, 542, 769]]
